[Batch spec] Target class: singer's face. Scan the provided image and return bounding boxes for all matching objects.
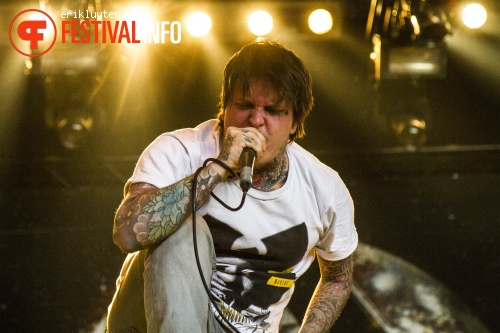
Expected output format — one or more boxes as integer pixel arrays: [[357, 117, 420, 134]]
[[222, 81, 297, 168]]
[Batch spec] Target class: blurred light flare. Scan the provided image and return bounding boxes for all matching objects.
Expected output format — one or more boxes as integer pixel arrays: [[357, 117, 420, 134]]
[[308, 9, 333, 34], [123, 6, 155, 41], [28, 11, 53, 38], [16, 11, 56, 53], [410, 15, 421, 35], [123, 6, 154, 23], [0, 52, 30, 155], [289, 39, 370, 128], [248, 10, 273, 36], [461, 3, 487, 29], [186, 11, 212, 37]]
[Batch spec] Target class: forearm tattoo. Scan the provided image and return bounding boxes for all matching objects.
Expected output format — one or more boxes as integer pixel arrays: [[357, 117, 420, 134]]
[[301, 255, 353, 333], [141, 177, 194, 243], [115, 166, 222, 248], [220, 133, 233, 161]]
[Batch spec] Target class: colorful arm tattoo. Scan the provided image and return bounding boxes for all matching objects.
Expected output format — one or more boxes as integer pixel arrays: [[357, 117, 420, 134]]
[[114, 165, 223, 251], [299, 255, 353, 333]]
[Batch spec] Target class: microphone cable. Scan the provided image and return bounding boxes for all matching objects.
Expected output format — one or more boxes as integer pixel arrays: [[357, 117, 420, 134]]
[[191, 158, 250, 333]]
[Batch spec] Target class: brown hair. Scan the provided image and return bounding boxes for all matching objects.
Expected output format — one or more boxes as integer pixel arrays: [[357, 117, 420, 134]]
[[217, 39, 314, 141]]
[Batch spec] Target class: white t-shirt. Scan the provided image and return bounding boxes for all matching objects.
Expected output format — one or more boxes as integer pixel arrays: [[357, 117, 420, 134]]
[[127, 119, 358, 333]]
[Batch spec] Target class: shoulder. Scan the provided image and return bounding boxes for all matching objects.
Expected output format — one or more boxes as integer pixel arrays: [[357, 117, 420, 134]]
[[129, 120, 221, 188], [157, 119, 220, 146], [146, 119, 221, 155], [288, 143, 341, 182], [288, 143, 351, 205]]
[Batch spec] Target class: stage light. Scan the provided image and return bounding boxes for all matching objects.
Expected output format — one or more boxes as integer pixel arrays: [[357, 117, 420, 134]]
[[28, 11, 55, 42], [308, 9, 333, 34], [123, 6, 154, 23], [43, 71, 102, 150], [56, 113, 94, 150], [123, 6, 155, 41], [248, 10, 273, 36], [390, 115, 427, 150], [417, 7, 451, 41], [385, 42, 447, 78], [462, 3, 487, 29], [186, 11, 212, 37], [385, 93, 431, 150]]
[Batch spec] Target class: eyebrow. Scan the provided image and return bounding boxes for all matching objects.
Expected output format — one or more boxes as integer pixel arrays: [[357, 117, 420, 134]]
[[234, 97, 286, 110]]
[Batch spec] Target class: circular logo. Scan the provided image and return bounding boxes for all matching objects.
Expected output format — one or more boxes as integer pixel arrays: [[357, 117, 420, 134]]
[[9, 9, 57, 57]]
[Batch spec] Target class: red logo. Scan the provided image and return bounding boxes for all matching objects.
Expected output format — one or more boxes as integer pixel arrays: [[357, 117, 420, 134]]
[[9, 9, 57, 57]]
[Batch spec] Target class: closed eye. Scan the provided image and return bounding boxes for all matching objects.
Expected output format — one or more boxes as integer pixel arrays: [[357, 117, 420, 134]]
[[236, 103, 253, 110], [265, 107, 286, 115]]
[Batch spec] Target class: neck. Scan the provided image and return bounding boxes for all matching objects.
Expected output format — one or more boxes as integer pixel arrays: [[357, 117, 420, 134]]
[[251, 150, 289, 191]]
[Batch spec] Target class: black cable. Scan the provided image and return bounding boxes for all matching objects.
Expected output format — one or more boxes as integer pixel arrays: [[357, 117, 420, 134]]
[[191, 158, 249, 333]]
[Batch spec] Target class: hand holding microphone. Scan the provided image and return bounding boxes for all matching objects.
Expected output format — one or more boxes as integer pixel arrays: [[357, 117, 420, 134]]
[[216, 126, 265, 191], [239, 148, 256, 192]]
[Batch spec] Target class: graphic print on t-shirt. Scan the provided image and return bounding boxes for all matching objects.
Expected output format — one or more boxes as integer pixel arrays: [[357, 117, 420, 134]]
[[204, 214, 308, 330]]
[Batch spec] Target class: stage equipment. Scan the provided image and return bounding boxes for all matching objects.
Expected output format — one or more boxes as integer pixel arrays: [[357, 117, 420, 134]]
[[24, 0, 106, 150], [366, 0, 451, 148], [368, 0, 451, 80], [352, 243, 491, 333]]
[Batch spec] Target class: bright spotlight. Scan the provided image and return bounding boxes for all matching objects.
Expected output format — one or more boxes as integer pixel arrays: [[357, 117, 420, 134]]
[[186, 11, 212, 37], [248, 10, 273, 36], [308, 9, 333, 34], [462, 3, 487, 29], [123, 7, 153, 23], [123, 7, 154, 41], [28, 11, 54, 41]]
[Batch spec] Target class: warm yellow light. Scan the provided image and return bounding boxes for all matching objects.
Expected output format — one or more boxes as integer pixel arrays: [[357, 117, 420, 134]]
[[462, 4, 487, 29], [28, 12, 54, 40], [123, 7, 154, 41], [248, 10, 273, 36], [123, 7, 153, 23], [29, 12, 50, 22], [308, 9, 333, 34], [186, 11, 212, 37], [410, 15, 420, 35]]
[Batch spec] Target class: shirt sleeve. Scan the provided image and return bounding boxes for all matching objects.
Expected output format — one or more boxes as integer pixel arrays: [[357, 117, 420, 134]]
[[124, 133, 190, 195], [315, 174, 358, 261]]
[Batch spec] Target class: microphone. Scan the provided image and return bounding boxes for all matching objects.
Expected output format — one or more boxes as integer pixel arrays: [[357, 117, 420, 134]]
[[239, 148, 255, 192]]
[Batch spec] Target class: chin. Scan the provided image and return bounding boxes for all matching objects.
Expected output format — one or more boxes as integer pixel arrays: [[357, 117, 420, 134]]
[[255, 158, 276, 172]]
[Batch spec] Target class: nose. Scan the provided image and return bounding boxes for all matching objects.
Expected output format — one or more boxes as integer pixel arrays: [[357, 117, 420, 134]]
[[248, 108, 265, 127]]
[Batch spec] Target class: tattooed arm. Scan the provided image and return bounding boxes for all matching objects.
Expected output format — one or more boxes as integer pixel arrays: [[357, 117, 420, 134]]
[[113, 126, 266, 253], [298, 255, 353, 333], [112, 162, 229, 253]]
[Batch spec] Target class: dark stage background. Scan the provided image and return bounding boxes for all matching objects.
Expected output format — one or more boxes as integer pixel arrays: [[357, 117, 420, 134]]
[[1, 1, 499, 332]]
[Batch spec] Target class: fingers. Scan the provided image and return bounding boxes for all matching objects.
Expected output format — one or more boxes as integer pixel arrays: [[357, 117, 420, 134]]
[[217, 126, 266, 172], [239, 127, 266, 156]]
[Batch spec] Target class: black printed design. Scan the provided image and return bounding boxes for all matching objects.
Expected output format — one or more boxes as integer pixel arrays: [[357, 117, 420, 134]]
[[204, 214, 309, 329]]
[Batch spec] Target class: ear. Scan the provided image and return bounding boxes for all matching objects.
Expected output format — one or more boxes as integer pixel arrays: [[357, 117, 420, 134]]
[[217, 110, 225, 122], [290, 120, 297, 136]]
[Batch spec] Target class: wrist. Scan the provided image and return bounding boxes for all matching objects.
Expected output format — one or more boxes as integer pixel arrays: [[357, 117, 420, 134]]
[[207, 160, 232, 181]]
